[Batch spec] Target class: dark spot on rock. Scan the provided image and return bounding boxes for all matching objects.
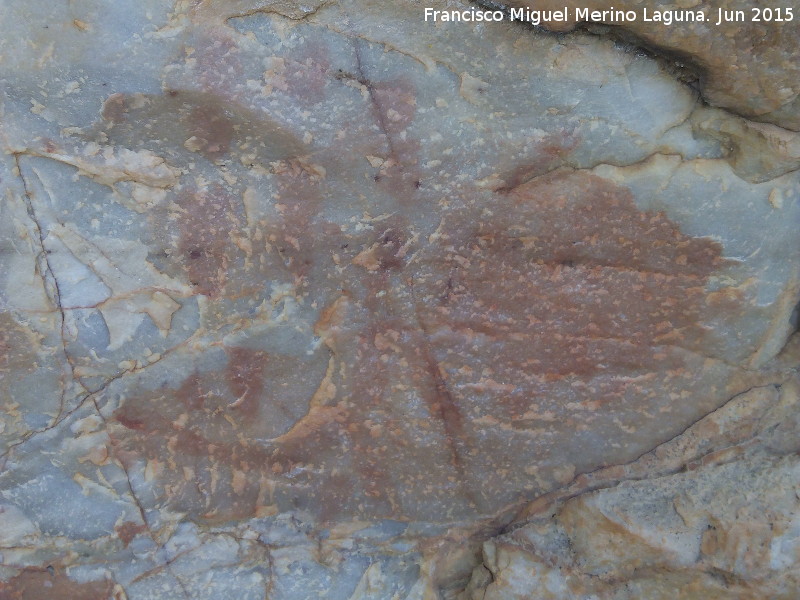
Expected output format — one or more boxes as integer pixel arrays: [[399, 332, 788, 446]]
[[187, 103, 234, 159], [101, 93, 127, 124], [115, 412, 146, 431], [376, 229, 407, 271]]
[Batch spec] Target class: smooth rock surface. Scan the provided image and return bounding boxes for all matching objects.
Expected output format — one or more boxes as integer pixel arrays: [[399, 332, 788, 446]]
[[0, 0, 798, 598]]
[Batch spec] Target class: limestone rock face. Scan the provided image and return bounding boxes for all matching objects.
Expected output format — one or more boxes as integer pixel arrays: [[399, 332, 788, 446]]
[[0, 1, 798, 598], [465, 382, 800, 600], [499, 0, 800, 130]]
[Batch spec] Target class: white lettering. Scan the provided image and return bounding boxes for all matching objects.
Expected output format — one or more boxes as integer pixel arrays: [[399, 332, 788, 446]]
[[423, 8, 505, 22], [575, 7, 636, 22]]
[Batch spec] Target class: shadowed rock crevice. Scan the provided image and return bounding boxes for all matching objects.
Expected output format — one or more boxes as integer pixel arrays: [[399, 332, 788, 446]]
[[477, 0, 800, 130]]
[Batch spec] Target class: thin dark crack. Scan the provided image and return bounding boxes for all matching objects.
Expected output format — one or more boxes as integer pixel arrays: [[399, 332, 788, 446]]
[[260, 538, 276, 600], [407, 275, 479, 510], [0, 321, 203, 468], [353, 39, 396, 159], [263, 553, 275, 599], [476, 547, 496, 600], [215, 533, 277, 599], [471, 0, 799, 131], [790, 298, 800, 335], [499, 382, 791, 535], [224, 0, 334, 24], [657, 97, 698, 139], [12, 153, 77, 423], [496, 151, 685, 197], [90, 397, 192, 600], [0, 364, 132, 470]]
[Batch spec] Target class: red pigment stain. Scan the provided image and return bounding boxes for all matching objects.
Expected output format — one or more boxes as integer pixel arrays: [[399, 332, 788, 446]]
[[111, 167, 741, 523], [0, 569, 113, 600], [188, 103, 234, 158], [412, 170, 727, 420], [192, 32, 243, 97], [112, 371, 265, 521], [369, 79, 421, 195], [110, 348, 326, 523], [496, 130, 581, 192], [176, 184, 243, 297], [101, 93, 127, 125], [282, 41, 332, 106], [265, 159, 326, 281], [115, 521, 146, 547], [225, 347, 268, 419]]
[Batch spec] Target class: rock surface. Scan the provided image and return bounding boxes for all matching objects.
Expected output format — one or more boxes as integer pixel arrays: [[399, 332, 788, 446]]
[[497, 0, 800, 130], [464, 381, 800, 600], [0, 0, 798, 598]]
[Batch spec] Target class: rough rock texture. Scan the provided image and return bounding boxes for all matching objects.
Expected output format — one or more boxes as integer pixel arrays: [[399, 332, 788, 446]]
[[463, 380, 800, 600], [497, 0, 800, 130], [0, 0, 798, 598]]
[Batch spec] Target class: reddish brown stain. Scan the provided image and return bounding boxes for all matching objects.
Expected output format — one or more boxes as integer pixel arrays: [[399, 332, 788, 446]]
[[266, 160, 327, 282], [111, 372, 266, 522], [225, 347, 267, 419], [109, 347, 328, 523], [496, 130, 580, 192], [371, 80, 416, 138], [1, 315, 36, 398], [374, 229, 409, 272], [114, 521, 146, 547], [42, 138, 58, 154], [115, 412, 147, 431], [273, 162, 324, 234], [176, 184, 242, 297], [193, 32, 243, 97], [282, 41, 332, 106], [369, 79, 421, 194], [113, 163, 742, 523], [412, 170, 728, 421], [101, 93, 127, 125], [268, 291, 484, 519], [0, 569, 113, 600], [187, 103, 234, 158]]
